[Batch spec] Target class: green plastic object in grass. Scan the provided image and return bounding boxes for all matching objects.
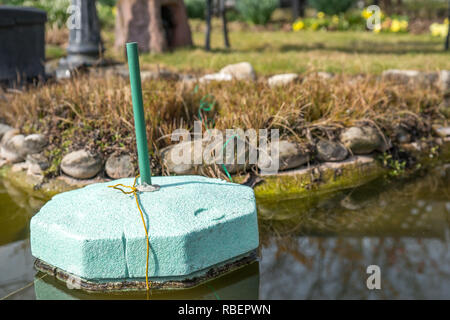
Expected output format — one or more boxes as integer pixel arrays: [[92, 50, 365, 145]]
[[126, 42, 152, 185]]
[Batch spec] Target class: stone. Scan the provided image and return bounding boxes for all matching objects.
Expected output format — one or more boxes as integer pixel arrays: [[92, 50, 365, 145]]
[[23, 134, 47, 154], [61, 150, 103, 179], [0, 128, 19, 143], [199, 73, 233, 83], [105, 154, 134, 179], [316, 72, 334, 80], [0, 129, 47, 163], [222, 136, 257, 175], [340, 126, 388, 155], [0, 123, 14, 141], [0, 133, 45, 163], [30, 175, 259, 282], [439, 70, 450, 93], [160, 142, 197, 175], [26, 153, 49, 176], [0, 129, 20, 161], [316, 140, 348, 162], [161, 137, 255, 175], [141, 70, 179, 81], [433, 126, 450, 138], [382, 69, 438, 85], [259, 140, 310, 172], [219, 62, 256, 81], [268, 73, 299, 87], [382, 70, 419, 83], [115, 0, 192, 53]]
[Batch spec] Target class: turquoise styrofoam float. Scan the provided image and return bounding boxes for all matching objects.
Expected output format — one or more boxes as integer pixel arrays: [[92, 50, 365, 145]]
[[30, 176, 259, 290], [30, 43, 259, 291]]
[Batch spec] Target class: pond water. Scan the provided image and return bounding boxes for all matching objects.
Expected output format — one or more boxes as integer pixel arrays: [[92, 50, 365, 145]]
[[1, 165, 449, 300]]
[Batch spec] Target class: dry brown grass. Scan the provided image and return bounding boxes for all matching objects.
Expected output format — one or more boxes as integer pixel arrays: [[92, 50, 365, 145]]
[[45, 26, 69, 47], [0, 72, 445, 177]]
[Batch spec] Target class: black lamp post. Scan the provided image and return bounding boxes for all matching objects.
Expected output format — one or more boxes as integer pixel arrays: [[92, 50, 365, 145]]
[[205, 0, 230, 51], [58, 0, 104, 74], [445, 0, 450, 51]]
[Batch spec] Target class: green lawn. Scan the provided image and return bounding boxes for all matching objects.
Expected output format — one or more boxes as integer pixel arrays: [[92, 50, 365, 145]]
[[48, 20, 450, 75], [141, 28, 450, 75]]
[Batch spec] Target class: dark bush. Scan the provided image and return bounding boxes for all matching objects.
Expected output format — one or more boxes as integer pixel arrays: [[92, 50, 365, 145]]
[[185, 0, 206, 19], [308, 0, 357, 15], [235, 0, 278, 25]]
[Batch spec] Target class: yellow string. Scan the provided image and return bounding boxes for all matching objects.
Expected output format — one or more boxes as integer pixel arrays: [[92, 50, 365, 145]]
[[108, 175, 150, 292]]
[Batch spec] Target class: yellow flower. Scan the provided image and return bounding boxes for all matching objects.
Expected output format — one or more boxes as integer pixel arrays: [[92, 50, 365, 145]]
[[112, 6, 117, 16], [373, 24, 382, 33], [332, 15, 339, 24], [430, 23, 448, 38], [390, 19, 401, 32], [292, 20, 305, 32], [311, 22, 319, 30], [317, 12, 325, 19], [362, 9, 372, 20], [400, 20, 408, 31]]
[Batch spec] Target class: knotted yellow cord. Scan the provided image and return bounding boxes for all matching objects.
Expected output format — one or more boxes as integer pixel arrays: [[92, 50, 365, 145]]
[[108, 175, 150, 291]]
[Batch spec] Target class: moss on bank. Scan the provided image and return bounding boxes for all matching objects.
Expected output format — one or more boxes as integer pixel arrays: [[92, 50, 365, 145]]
[[252, 156, 385, 201], [0, 165, 80, 200]]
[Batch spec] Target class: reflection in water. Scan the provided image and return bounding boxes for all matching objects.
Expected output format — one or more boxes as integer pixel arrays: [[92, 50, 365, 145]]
[[260, 236, 450, 299], [33, 262, 259, 300], [258, 165, 450, 299], [0, 239, 35, 300], [0, 179, 41, 300], [0, 165, 449, 299]]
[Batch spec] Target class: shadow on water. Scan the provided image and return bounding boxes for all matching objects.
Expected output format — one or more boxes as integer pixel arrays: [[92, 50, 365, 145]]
[[1, 164, 450, 299]]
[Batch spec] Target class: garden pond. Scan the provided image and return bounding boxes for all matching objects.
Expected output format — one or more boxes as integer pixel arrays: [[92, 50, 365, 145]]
[[0, 165, 449, 299]]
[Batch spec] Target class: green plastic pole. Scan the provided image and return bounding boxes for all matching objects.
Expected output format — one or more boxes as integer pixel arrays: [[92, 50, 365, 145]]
[[126, 42, 152, 185]]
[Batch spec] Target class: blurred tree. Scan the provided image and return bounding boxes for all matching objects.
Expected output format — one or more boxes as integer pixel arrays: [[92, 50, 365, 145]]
[[115, 0, 192, 53], [235, 0, 278, 25], [307, 0, 356, 15]]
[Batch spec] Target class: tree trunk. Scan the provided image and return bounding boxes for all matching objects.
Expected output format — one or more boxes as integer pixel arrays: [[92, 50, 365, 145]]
[[115, 0, 192, 53], [148, 0, 168, 53]]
